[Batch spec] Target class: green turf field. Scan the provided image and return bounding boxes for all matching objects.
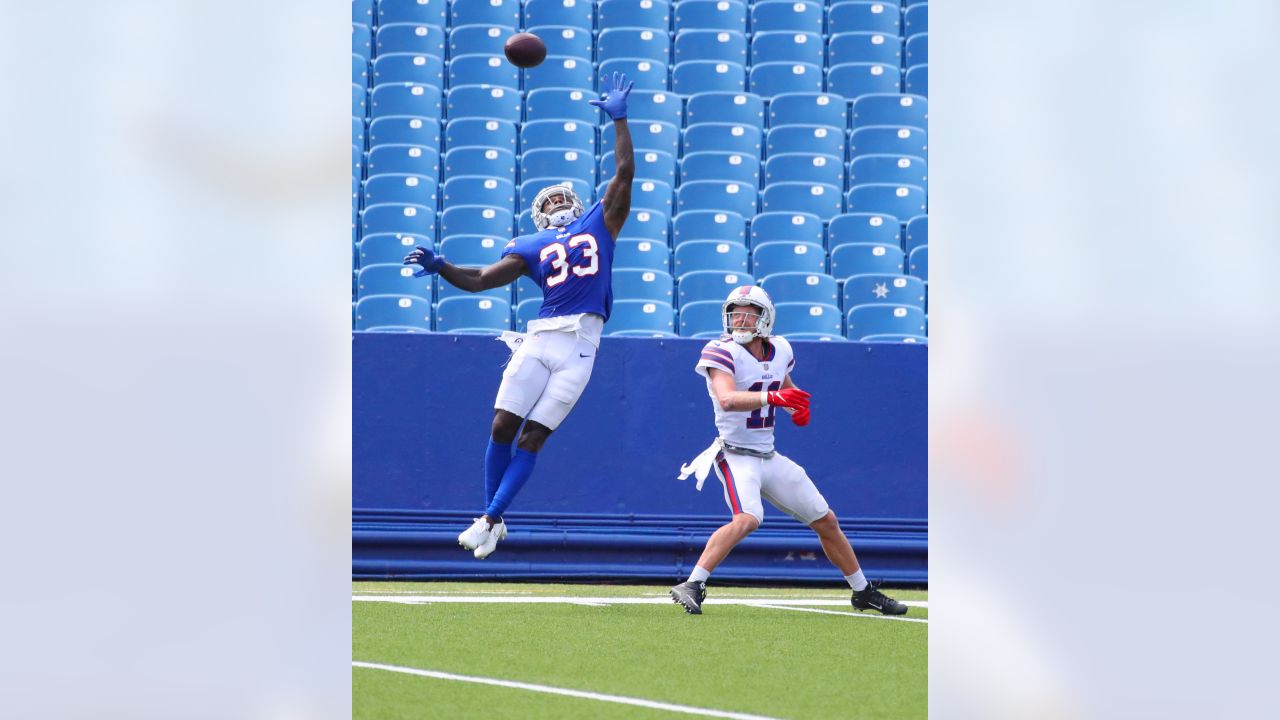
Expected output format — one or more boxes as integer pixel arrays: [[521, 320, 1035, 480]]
[[354, 582, 927, 719]]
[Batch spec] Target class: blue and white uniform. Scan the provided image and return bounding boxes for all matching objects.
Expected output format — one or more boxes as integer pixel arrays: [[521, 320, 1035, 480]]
[[494, 201, 615, 429]]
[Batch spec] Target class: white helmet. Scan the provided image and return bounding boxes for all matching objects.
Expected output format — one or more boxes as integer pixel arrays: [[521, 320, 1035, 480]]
[[722, 285, 776, 345], [531, 183, 585, 230]]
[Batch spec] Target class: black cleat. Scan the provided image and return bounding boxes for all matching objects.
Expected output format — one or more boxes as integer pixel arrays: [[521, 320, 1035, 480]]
[[670, 581, 707, 615], [851, 581, 909, 615]]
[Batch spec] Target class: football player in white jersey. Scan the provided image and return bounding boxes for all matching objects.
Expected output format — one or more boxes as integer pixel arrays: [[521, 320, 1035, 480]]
[[670, 285, 908, 615]]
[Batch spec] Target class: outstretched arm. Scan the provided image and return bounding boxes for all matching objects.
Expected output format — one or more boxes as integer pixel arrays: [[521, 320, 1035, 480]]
[[591, 72, 635, 240], [403, 247, 526, 292]]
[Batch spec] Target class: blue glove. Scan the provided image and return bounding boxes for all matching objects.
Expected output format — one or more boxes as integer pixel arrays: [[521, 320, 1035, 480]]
[[589, 71, 634, 121], [403, 245, 445, 277]]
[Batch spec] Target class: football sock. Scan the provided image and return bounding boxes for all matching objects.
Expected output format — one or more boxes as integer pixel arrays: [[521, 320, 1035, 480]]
[[845, 569, 868, 591], [689, 566, 711, 584], [485, 448, 537, 519], [484, 439, 513, 507]]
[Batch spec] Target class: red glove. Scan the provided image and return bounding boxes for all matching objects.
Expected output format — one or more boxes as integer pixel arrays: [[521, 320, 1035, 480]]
[[790, 407, 810, 427], [766, 387, 810, 411]]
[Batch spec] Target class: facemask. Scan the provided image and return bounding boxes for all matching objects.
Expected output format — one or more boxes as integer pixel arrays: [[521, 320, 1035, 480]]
[[547, 208, 576, 228], [731, 329, 755, 345]]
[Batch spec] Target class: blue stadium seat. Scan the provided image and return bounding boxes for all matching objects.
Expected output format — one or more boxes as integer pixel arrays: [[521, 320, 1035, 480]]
[[435, 296, 513, 333], [379, 0, 448, 27], [774, 302, 842, 338], [751, 31, 824, 66], [760, 272, 839, 306], [849, 154, 927, 189], [849, 126, 928, 159], [828, 242, 904, 279], [904, 215, 927, 255], [678, 270, 754, 305], [439, 206, 514, 238], [442, 147, 516, 182], [861, 333, 926, 344], [353, 144, 365, 178], [905, 64, 928, 97], [905, 33, 928, 68], [446, 85, 522, 122], [827, 1, 901, 36], [760, 183, 842, 220], [624, 90, 685, 126], [598, 58, 670, 93], [451, 0, 520, 29], [616, 208, 670, 242], [679, 300, 728, 337], [436, 274, 512, 303], [846, 304, 926, 341], [358, 232, 435, 267], [448, 25, 509, 57], [828, 213, 900, 249], [749, 62, 823, 96], [357, 263, 431, 300], [904, 3, 928, 35], [368, 116, 440, 150], [605, 300, 677, 336], [521, 119, 596, 155], [685, 91, 765, 127], [751, 1, 824, 33], [764, 153, 845, 188], [524, 0, 595, 31], [362, 202, 437, 238], [353, 54, 369, 87], [376, 23, 446, 58], [529, 25, 594, 61], [601, 178, 673, 215], [523, 148, 597, 187], [354, 295, 433, 331], [366, 144, 441, 178], [353, 173, 362, 209], [445, 118, 517, 153], [749, 212, 823, 247], [851, 93, 928, 129], [524, 56, 595, 92], [676, 180, 758, 217], [441, 176, 516, 209], [602, 149, 677, 185], [438, 234, 508, 267], [516, 210, 538, 236], [767, 125, 846, 161], [525, 88, 599, 123], [514, 298, 542, 332], [353, 23, 372, 61], [846, 183, 927, 220], [674, 240, 750, 275], [615, 239, 672, 272], [672, 61, 747, 94], [604, 120, 680, 155], [842, 273, 926, 311], [752, 241, 826, 276], [683, 123, 762, 156], [364, 173, 439, 207], [768, 92, 848, 130], [353, 84, 367, 118], [598, 28, 671, 63], [680, 151, 761, 186], [613, 269, 675, 303], [353, 115, 366, 149], [827, 32, 902, 67], [674, 30, 749, 64], [370, 82, 443, 119], [519, 177, 595, 210], [598, 0, 672, 31], [827, 62, 901, 100], [516, 275, 542, 303], [448, 54, 519, 90], [675, 0, 748, 32], [672, 209, 747, 245], [909, 244, 928, 281], [372, 53, 444, 88], [353, 0, 374, 26]]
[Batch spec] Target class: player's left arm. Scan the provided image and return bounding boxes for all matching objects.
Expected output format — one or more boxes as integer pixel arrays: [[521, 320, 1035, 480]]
[[591, 72, 635, 241]]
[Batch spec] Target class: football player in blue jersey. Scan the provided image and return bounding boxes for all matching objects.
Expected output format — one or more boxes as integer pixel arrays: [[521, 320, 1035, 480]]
[[403, 72, 636, 560]]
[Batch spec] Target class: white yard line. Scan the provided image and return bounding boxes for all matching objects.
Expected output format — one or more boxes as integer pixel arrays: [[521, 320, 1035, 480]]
[[353, 661, 787, 720], [748, 603, 929, 624], [352, 594, 925, 608]]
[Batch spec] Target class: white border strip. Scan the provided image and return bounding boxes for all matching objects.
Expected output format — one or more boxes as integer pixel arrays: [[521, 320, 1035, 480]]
[[353, 661, 787, 720], [749, 603, 929, 624]]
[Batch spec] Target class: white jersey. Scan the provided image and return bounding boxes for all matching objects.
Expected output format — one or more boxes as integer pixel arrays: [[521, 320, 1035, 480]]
[[695, 336, 796, 453]]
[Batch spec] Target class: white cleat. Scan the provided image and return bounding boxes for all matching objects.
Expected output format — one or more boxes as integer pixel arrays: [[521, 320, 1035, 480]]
[[457, 517, 491, 550], [473, 520, 507, 559]]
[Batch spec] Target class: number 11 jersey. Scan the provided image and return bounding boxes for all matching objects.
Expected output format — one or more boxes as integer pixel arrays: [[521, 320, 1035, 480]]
[[695, 336, 797, 453], [502, 200, 615, 322]]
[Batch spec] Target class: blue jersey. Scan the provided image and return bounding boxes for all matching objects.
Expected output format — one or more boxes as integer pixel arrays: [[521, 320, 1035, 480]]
[[502, 201, 615, 321]]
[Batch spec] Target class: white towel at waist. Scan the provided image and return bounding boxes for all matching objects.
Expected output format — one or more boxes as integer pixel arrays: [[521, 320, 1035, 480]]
[[677, 438, 724, 491]]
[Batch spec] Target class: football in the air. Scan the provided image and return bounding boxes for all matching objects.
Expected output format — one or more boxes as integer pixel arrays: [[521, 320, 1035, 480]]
[[504, 32, 547, 68]]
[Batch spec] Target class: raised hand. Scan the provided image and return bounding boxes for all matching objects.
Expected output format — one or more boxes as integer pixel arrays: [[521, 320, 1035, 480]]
[[589, 71, 635, 121], [402, 245, 445, 277]]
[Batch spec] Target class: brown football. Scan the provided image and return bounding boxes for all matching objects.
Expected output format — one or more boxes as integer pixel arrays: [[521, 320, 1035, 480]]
[[504, 32, 547, 69]]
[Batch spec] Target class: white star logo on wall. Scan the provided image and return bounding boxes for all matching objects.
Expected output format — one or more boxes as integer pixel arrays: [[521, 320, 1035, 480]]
[[872, 283, 890, 299]]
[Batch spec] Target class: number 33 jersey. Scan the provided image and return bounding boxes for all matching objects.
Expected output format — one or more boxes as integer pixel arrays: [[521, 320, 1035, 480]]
[[502, 200, 615, 322], [695, 336, 796, 453]]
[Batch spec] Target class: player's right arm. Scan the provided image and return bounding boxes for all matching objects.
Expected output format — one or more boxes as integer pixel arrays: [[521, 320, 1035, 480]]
[[591, 72, 635, 240], [403, 246, 526, 292], [707, 368, 811, 413]]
